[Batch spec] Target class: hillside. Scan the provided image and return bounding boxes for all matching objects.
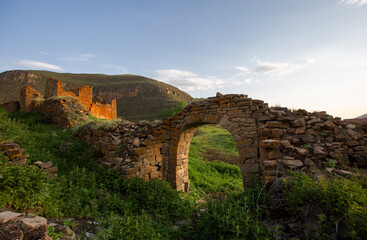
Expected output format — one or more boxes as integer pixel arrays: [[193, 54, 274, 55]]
[[357, 113, 367, 119], [0, 70, 194, 121]]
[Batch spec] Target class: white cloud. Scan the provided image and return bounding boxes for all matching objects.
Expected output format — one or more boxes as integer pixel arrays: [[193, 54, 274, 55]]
[[341, 0, 367, 6], [155, 69, 252, 91], [61, 53, 95, 62], [235, 66, 250, 72], [101, 64, 128, 74], [17, 60, 62, 71], [253, 61, 302, 75], [236, 58, 315, 76], [155, 58, 313, 91]]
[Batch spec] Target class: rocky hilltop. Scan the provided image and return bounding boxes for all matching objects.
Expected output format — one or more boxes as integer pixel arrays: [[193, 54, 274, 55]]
[[0, 70, 194, 121]]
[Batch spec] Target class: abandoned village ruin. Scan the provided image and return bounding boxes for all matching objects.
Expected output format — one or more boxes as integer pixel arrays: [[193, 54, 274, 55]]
[[2, 79, 366, 192]]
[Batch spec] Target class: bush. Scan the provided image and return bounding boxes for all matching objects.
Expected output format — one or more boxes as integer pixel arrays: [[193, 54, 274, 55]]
[[193, 187, 276, 240], [0, 160, 62, 217], [157, 101, 186, 120], [125, 178, 194, 222], [283, 172, 367, 239], [94, 213, 163, 240]]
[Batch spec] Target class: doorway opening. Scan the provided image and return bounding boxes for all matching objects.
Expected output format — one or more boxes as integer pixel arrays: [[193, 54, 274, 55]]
[[188, 124, 243, 195]]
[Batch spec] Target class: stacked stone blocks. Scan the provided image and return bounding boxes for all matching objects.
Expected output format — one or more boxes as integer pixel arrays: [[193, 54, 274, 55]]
[[19, 78, 117, 121], [77, 93, 367, 192]]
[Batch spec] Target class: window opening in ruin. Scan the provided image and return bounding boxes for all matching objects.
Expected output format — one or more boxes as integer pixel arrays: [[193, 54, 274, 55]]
[[188, 124, 244, 194]]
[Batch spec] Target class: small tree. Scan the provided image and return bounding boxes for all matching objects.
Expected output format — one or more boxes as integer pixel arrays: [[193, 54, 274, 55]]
[[157, 101, 187, 120]]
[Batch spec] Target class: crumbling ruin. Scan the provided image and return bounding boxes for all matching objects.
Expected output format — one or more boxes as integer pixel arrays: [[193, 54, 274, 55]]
[[77, 93, 367, 191], [7, 78, 118, 127]]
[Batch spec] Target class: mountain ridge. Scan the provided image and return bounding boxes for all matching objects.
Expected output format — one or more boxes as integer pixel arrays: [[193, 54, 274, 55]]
[[0, 70, 194, 121]]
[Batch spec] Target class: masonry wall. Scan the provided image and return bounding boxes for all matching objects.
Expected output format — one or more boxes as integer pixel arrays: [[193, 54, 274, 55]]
[[18, 78, 117, 120], [44, 78, 93, 111], [77, 120, 164, 181], [257, 108, 367, 182], [90, 99, 117, 120], [76, 93, 367, 192], [20, 85, 42, 112]]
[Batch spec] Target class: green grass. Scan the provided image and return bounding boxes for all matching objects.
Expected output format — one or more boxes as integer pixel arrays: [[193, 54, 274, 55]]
[[188, 125, 243, 196], [191, 125, 239, 157]]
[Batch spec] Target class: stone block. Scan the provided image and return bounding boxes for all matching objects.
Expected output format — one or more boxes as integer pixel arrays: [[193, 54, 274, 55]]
[[240, 163, 260, 173], [0, 211, 22, 224], [260, 139, 280, 149], [265, 121, 289, 129]]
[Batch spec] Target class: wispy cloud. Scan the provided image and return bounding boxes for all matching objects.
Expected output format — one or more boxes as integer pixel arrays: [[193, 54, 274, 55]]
[[155, 58, 313, 91], [155, 69, 252, 91], [236, 58, 314, 76], [101, 64, 128, 74], [61, 53, 95, 62], [17, 60, 62, 71], [340, 0, 367, 6]]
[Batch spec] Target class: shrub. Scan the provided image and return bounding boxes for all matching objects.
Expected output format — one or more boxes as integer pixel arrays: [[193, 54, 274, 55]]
[[0, 160, 62, 217], [283, 172, 367, 239], [125, 178, 194, 222], [193, 187, 276, 240], [157, 101, 187, 120], [94, 213, 163, 240]]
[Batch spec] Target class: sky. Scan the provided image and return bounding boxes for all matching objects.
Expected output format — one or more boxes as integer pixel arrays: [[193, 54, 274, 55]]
[[0, 0, 366, 119]]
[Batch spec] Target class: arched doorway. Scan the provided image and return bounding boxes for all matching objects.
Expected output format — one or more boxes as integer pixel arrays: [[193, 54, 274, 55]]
[[167, 115, 260, 192]]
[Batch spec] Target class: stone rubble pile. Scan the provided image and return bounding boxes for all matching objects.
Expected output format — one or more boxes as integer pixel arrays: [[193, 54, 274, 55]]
[[0, 141, 58, 176], [259, 107, 367, 181], [34, 161, 58, 177], [0, 141, 29, 166], [0, 211, 51, 240], [31, 96, 89, 128]]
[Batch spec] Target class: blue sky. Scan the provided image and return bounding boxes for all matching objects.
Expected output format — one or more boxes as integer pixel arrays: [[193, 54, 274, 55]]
[[1, 0, 366, 119]]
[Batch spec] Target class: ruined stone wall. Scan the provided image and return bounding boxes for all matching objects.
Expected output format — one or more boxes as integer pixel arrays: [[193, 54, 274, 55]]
[[77, 120, 164, 181], [14, 78, 117, 121], [44, 78, 93, 110], [31, 97, 88, 128], [77, 93, 269, 191], [258, 108, 367, 182], [43, 78, 116, 120], [20, 85, 42, 112], [76, 93, 367, 192], [90, 99, 117, 120]]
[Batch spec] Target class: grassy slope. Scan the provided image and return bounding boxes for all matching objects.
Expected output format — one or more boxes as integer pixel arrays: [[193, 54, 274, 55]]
[[0, 70, 194, 121], [189, 125, 243, 195]]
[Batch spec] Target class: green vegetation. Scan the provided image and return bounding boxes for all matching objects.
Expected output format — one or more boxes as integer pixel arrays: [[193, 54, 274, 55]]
[[0, 108, 192, 235], [193, 187, 279, 240], [283, 172, 367, 239], [157, 101, 187, 120], [188, 125, 242, 195], [1, 108, 367, 239]]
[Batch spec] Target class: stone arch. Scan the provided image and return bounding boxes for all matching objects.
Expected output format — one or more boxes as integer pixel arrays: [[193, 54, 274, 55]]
[[166, 94, 265, 191]]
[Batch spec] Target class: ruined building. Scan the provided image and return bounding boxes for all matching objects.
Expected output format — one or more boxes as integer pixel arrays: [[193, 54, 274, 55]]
[[14, 78, 117, 126]]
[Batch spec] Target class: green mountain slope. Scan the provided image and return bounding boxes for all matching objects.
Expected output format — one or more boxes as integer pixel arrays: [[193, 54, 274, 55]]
[[0, 70, 194, 121]]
